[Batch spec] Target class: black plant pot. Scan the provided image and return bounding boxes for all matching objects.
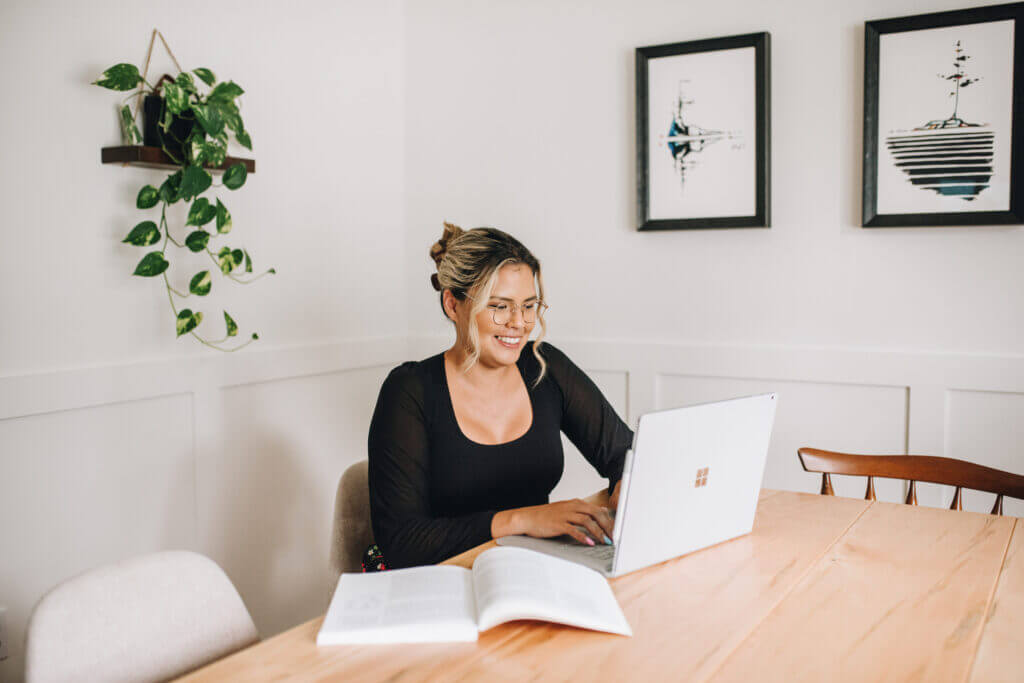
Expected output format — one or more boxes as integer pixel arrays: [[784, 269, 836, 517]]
[[142, 94, 195, 163]]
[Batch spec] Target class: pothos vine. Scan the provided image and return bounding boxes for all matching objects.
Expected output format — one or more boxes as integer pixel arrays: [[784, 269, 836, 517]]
[[95, 61, 274, 351]]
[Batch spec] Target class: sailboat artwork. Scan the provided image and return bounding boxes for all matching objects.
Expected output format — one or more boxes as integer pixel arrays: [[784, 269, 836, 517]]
[[884, 41, 993, 201], [662, 83, 741, 187], [638, 34, 767, 229], [865, 7, 1019, 226]]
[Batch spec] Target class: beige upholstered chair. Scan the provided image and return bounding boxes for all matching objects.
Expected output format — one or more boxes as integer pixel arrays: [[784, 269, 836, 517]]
[[24, 551, 258, 683], [329, 460, 374, 590]]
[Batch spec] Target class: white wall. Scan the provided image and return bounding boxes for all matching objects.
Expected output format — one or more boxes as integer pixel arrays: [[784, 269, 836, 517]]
[[403, 0, 1024, 512], [0, 0, 407, 374], [404, 0, 1024, 353], [0, 1, 406, 679]]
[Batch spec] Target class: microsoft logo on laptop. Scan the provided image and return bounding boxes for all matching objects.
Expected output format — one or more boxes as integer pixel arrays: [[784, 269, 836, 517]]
[[695, 467, 709, 488]]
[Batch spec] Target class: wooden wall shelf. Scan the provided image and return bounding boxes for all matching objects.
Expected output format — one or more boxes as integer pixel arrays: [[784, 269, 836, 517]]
[[101, 146, 256, 173]]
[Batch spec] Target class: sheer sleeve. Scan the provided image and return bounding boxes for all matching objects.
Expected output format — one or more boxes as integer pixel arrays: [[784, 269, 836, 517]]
[[367, 365, 496, 569], [541, 343, 634, 493]]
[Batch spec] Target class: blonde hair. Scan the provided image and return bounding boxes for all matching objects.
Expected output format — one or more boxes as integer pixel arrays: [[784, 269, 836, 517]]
[[430, 222, 548, 384]]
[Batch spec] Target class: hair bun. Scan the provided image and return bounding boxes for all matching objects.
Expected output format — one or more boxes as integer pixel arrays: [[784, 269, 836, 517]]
[[430, 221, 464, 267], [430, 273, 442, 291]]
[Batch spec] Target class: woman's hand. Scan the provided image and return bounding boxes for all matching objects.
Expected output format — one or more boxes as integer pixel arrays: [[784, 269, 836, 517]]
[[492, 499, 615, 546], [609, 479, 622, 509]]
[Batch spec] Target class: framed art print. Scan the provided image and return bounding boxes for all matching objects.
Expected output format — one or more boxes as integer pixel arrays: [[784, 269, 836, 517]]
[[863, 3, 1024, 226], [636, 32, 770, 230]]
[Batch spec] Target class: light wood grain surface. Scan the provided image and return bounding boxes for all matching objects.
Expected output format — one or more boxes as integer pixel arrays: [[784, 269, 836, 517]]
[[968, 520, 1023, 683], [178, 491, 1019, 682], [709, 500, 1016, 683]]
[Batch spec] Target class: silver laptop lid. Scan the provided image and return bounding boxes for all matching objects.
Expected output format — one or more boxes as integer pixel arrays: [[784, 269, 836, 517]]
[[611, 393, 776, 577]]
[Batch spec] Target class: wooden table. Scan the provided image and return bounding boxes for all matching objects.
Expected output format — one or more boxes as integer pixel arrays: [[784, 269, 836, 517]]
[[179, 490, 1022, 682]]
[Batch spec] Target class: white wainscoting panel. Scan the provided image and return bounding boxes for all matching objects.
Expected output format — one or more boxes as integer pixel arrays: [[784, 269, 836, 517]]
[[0, 337, 405, 682], [201, 365, 392, 638], [5, 334, 1024, 681], [0, 394, 196, 682], [656, 376, 909, 501], [551, 370, 628, 502], [942, 389, 1024, 518]]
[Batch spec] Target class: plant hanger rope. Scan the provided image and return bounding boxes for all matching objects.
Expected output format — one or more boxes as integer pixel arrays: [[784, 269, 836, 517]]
[[132, 29, 185, 121]]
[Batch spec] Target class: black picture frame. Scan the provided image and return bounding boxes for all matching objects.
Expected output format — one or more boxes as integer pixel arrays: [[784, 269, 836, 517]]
[[636, 32, 771, 231], [863, 3, 1024, 227]]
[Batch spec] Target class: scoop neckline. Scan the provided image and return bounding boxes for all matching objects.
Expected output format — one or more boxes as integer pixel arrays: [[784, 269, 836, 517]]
[[439, 350, 536, 447]]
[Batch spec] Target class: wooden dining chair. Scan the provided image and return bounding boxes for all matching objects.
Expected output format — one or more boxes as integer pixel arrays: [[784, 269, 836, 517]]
[[797, 447, 1024, 515]]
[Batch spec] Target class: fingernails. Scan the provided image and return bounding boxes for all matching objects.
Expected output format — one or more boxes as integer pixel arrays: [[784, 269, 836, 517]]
[[584, 536, 595, 546], [603, 534, 612, 545]]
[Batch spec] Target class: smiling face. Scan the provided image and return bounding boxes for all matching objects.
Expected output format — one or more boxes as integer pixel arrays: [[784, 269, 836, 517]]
[[445, 262, 538, 370]]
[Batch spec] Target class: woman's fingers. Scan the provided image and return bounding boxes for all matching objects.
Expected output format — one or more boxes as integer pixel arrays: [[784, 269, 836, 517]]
[[569, 513, 606, 545], [575, 502, 615, 539], [562, 523, 594, 546], [518, 500, 617, 543]]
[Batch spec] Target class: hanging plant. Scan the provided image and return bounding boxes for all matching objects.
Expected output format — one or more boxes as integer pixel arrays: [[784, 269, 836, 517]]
[[95, 52, 273, 352]]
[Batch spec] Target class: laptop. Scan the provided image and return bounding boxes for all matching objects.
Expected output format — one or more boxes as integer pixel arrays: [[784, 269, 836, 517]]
[[496, 393, 777, 577]]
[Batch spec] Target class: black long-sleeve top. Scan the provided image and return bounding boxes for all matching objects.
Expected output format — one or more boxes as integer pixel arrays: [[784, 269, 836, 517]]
[[367, 341, 634, 569]]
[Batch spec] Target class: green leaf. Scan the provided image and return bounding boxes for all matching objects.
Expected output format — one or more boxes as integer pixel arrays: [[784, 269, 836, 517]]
[[192, 104, 224, 137], [119, 105, 142, 144], [224, 311, 238, 337], [223, 162, 247, 190], [251, 332, 259, 340], [159, 171, 182, 204], [216, 199, 232, 234], [189, 270, 212, 296], [163, 82, 188, 115], [133, 251, 169, 277], [208, 81, 244, 102], [186, 198, 217, 226], [175, 309, 203, 337], [243, 249, 253, 273], [160, 103, 174, 132], [179, 165, 212, 200], [122, 221, 160, 246], [236, 129, 252, 150], [193, 68, 216, 87], [175, 72, 197, 94], [185, 230, 210, 252], [136, 185, 159, 209], [217, 246, 236, 274], [231, 248, 244, 267], [94, 63, 141, 91], [210, 99, 242, 133], [187, 137, 202, 166], [195, 140, 226, 167]]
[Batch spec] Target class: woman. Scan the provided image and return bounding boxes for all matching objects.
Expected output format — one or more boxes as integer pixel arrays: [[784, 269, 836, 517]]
[[367, 223, 633, 569]]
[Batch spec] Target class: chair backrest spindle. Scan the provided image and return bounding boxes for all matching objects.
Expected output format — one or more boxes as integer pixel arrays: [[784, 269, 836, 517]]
[[950, 487, 963, 511], [864, 475, 876, 501], [992, 494, 1004, 516], [905, 480, 918, 506]]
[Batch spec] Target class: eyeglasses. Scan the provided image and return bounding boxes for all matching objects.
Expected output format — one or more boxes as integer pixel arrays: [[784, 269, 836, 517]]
[[486, 300, 548, 325]]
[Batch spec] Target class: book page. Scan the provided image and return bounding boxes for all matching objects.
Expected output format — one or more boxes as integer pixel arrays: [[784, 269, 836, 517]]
[[317, 565, 477, 644], [472, 546, 631, 636]]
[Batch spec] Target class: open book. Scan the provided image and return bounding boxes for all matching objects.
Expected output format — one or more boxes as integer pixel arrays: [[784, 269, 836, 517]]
[[317, 546, 632, 644]]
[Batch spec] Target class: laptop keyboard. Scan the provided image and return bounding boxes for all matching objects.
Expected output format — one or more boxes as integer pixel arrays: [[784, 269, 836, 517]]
[[575, 542, 615, 560], [553, 534, 616, 560]]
